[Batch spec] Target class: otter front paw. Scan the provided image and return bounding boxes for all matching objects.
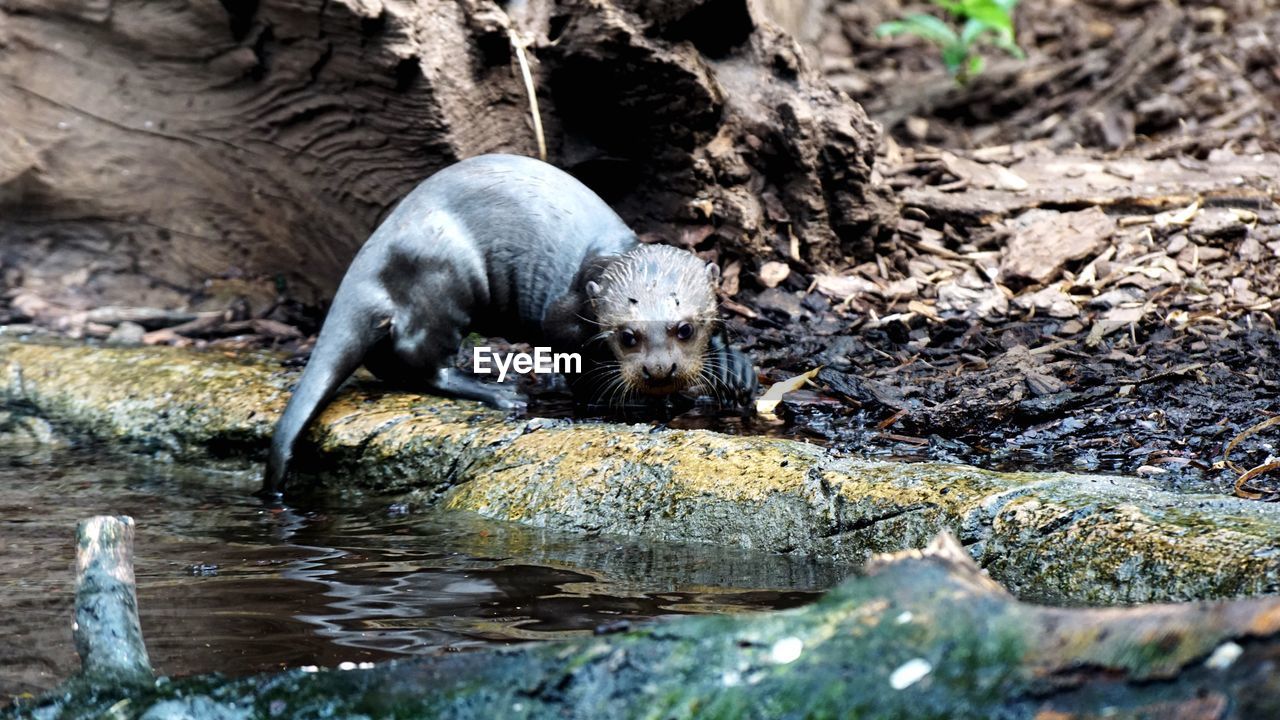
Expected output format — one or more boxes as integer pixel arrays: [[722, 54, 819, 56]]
[[719, 347, 758, 410], [706, 333, 758, 411]]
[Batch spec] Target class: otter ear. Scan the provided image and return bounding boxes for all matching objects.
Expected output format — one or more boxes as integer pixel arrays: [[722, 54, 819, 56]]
[[586, 281, 603, 298], [704, 262, 720, 284]]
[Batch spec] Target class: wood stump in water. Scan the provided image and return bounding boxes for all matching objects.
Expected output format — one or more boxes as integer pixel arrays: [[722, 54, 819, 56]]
[[73, 515, 152, 685], [0, 0, 894, 310]]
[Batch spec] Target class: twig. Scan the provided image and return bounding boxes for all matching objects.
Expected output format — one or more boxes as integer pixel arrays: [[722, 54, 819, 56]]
[[1222, 415, 1280, 476], [508, 28, 547, 162]]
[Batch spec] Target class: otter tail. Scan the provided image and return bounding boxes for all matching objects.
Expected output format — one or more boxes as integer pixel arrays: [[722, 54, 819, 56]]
[[263, 299, 390, 497]]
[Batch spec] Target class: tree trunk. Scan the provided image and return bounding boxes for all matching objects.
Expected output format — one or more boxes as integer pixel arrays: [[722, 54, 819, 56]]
[[0, 0, 893, 312]]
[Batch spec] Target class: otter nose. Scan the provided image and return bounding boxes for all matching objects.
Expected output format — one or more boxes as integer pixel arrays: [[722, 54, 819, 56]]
[[642, 363, 677, 380]]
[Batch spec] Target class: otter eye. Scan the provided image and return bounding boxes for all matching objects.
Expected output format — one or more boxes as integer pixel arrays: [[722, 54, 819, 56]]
[[675, 322, 694, 341], [619, 329, 639, 348]]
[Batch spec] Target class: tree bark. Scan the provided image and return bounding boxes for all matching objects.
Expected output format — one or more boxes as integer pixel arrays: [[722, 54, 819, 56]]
[[0, 0, 893, 312]]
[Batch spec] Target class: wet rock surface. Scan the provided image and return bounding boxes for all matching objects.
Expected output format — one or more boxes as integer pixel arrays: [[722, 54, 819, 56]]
[[3, 338, 1280, 605]]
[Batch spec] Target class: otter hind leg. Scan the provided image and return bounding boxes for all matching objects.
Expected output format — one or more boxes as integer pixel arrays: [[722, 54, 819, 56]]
[[263, 302, 391, 497]]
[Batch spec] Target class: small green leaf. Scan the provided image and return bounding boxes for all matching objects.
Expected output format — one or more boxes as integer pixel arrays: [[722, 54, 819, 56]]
[[875, 20, 909, 38], [960, 18, 991, 46], [876, 14, 961, 47], [881, 0, 1021, 84], [958, 0, 1013, 34], [931, 0, 966, 17], [941, 44, 969, 74]]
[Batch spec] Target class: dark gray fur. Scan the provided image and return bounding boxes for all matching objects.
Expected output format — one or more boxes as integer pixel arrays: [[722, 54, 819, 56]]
[[264, 154, 754, 495]]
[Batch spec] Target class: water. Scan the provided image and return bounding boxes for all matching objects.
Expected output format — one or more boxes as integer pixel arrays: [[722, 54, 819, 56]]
[[0, 432, 850, 702]]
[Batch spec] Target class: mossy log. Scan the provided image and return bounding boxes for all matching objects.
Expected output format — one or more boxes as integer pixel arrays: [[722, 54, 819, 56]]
[[0, 0, 893, 311], [17, 529, 1280, 719], [4, 338, 1280, 607]]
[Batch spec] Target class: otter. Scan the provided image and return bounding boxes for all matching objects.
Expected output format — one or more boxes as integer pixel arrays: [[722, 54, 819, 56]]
[[264, 154, 756, 495]]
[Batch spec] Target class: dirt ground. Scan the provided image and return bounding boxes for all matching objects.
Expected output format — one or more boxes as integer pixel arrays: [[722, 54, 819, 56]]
[[4, 0, 1278, 498], [742, 0, 1280, 498]]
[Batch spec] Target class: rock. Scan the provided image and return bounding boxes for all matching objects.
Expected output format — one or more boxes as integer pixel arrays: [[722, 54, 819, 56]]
[[1237, 234, 1265, 262], [754, 288, 806, 317], [1231, 277, 1260, 306], [1190, 208, 1248, 240], [1012, 284, 1080, 319], [936, 282, 1009, 319], [758, 261, 791, 289], [106, 322, 147, 346], [1088, 287, 1144, 308], [4, 339, 1280, 605]]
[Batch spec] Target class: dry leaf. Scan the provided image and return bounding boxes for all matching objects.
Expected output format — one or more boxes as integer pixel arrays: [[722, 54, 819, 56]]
[[721, 260, 742, 297], [1153, 199, 1201, 228], [813, 274, 878, 301], [756, 366, 823, 416]]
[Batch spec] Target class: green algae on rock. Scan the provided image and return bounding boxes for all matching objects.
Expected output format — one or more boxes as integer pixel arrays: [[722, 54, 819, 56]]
[[3, 337, 1280, 605]]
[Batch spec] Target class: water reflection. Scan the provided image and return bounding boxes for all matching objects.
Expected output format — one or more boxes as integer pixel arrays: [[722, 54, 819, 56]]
[[0, 435, 850, 702]]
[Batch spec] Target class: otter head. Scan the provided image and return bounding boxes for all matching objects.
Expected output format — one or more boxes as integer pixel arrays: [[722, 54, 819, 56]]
[[586, 245, 719, 396]]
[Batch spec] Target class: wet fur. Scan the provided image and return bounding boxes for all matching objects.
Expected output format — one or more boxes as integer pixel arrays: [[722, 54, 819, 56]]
[[264, 154, 753, 495], [588, 245, 719, 397]]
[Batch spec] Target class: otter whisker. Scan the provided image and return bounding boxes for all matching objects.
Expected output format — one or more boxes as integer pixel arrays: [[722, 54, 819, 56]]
[[583, 328, 615, 346], [697, 364, 728, 400], [578, 364, 623, 397], [573, 312, 605, 327], [601, 373, 629, 411], [697, 352, 733, 400]]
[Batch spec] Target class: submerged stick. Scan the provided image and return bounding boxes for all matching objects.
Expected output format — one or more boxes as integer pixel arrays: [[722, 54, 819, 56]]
[[73, 515, 153, 685]]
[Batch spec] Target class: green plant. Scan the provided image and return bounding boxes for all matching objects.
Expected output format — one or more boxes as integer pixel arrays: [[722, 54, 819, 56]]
[[876, 0, 1024, 82]]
